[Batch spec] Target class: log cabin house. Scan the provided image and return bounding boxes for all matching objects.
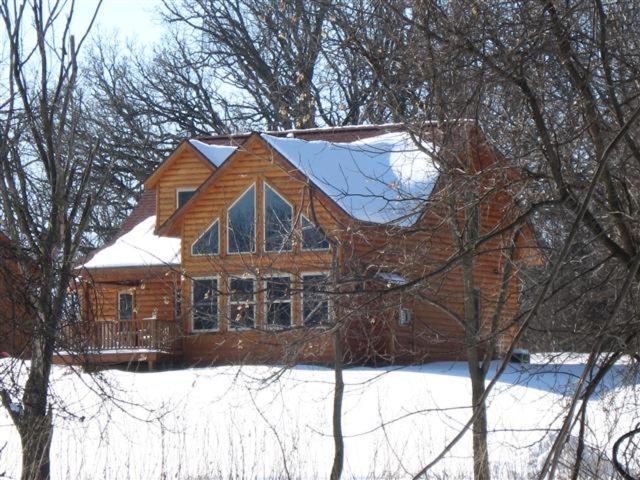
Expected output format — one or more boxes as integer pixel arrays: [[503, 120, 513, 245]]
[[60, 123, 537, 368]]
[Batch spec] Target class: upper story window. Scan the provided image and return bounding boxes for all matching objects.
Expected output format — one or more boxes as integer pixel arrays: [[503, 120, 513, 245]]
[[264, 183, 292, 252], [192, 277, 219, 331], [229, 277, 255, 329], [301, 215, 329, 251], [176, 188, 196, 209], [302, 273, 330, 326], [265, 276, 292, 328], [192, 219, 219, 256], [228, 184, 256, 254]]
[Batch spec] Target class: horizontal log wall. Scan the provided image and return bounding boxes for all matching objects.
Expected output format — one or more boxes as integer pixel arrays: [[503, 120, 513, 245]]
[[156, 150, 214, 226]]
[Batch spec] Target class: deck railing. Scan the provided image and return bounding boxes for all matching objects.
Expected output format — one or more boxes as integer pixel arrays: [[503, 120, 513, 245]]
[[57, 319, 181, 353]]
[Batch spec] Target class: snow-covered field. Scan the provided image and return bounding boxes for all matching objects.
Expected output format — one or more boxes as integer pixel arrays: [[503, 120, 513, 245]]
[[1, 355, 638, 479]]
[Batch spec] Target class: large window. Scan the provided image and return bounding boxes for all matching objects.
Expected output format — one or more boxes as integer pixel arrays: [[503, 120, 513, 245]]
[[301, 215, 329, 251], [228, 277, 255, 329], [192, 278, 219, 331], [192, 219, 219, 256], [118, 292, 133, 321], [176, 188, 196, 208], [228, 184, 256, 253], [265, 276, 292, 328], [264, 183, 292, 252], [302, 274, 330, 326]]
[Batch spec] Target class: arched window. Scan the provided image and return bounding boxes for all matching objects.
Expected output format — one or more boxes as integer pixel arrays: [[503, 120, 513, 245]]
[[228, 184, 256, 253], [191, 219, 219, 256], [264, 183, 292, 252], [301, 215, 329, 251]]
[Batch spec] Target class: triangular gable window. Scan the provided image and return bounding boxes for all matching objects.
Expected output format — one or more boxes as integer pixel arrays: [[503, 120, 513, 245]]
[[264, 183, 293, 252], [301, 215, 329, 251], [191, 219, 220, 256], [228, 184, 256, 254]]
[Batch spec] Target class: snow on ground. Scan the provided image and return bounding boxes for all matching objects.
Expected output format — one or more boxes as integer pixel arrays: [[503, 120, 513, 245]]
[[0, 356, 638, 479], [82, 216, 181, 269]]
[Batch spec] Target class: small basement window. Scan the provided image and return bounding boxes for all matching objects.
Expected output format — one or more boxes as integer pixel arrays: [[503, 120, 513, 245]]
[[176, 188, 196, 209], [399, 307, 411, 326]]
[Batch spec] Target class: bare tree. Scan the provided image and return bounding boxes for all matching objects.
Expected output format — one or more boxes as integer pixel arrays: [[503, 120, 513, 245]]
[[334, 0, 640, 478], [0, 1, 106, 479]]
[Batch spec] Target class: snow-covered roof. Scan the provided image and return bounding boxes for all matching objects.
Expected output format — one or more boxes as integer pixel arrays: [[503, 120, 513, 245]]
[[83, 216, 181, 269], [261, 132, 439, 225], [375, 272, 408, 285], [189, 140, 236, 167]]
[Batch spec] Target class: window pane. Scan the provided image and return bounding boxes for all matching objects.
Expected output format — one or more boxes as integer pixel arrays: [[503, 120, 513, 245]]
[[265, 184, 292, 252], [266, 277, 291, 301], [118, 293, 133, 321], [265, 276, 291, 328], [177, 189, 195, 208], [302, 216, 329, 250], [192, 220, 219, 255], [228, 185, 255, 253], [267, 302, 291, 328], [193, 278, 218, 331], [230, 278, 254, 303], [229, 278, 255, 329], [303, 275, 329, 326]]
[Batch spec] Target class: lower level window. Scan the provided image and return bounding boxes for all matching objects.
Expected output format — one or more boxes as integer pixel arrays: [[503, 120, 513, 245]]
[[229, 277, 255, 329], [118, 292, 133, 321], [302, 274, 330, 326], [192, 278, 218, 331], [265, 276, 291, 328]]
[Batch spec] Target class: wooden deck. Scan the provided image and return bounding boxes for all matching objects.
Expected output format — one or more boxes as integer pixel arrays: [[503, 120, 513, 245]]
[[55, 319, 183, 369]]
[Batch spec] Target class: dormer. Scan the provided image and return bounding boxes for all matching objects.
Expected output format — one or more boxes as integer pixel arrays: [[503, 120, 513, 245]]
[[144, 139, 236, 228]]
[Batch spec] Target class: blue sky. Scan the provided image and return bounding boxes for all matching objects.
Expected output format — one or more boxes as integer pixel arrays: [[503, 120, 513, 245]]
[[73, 0, 163, 48]]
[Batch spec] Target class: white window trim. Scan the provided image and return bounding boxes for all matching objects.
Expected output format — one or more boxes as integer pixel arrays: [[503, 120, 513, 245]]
[[263, 181, 294, 253], [263, 273, 293, 330], [300, 271, 332, 327], [117, 290, 134, 322], [191, 218, 220, 257], [228, 275, 256, 331], [227, 182, 257, 255], [300, 214, 330, 252], [176, 187, 198, 209], [191, 276, 220, 333]]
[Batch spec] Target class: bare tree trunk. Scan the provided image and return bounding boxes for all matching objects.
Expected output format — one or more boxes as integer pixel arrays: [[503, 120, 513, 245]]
[[18, 320, 55, 480], [330, 325, 345, 480], [468, 349, 490, 480], [459, 191, 491, 480]]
